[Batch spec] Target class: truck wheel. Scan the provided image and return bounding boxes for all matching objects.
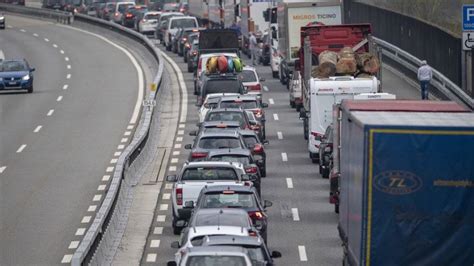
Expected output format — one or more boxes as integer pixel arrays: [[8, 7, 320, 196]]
[[335, 204, 339, 214], [272, 71, 278, 79]]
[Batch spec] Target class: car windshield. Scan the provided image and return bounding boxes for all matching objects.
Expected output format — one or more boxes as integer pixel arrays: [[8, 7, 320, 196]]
[[200, 192, 256, 208], [220, 101, 258, 109], [171, 18, 196, 29], [193, 212, 249, 227], [145, 14, 159, 20], [118, 4, 133, 12], [163, 3, 178, 11], [210, 155, 250, 165], [204, 79, 241, 94], [243, 136, 258, 148], [198, 137, 242, 149], [186, 255, 246, 266], [0, 61, 28, 72], [206, 112, 245, 127], [239, 70, 257, 82], [182, 167, 238, 181]]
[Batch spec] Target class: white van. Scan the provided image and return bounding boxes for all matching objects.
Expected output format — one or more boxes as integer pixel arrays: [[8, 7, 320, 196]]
[[303, 76, 378, 163], [164, 16, 198, 51]]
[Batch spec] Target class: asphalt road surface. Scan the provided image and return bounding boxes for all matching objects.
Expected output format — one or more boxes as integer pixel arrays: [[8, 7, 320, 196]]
[[0, 15, 143, 265], [138, 40, 420, 265]]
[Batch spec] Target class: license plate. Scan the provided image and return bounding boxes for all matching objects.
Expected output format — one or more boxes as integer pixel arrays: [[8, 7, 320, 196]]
[[9, 82, 17, 85]]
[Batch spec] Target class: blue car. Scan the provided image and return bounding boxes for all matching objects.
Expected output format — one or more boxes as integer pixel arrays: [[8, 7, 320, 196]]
[[0, 59, 35, 93]]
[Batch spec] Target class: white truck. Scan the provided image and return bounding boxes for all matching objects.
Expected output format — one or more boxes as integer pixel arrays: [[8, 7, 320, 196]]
[[277, 0, 343, 86], [188, 0, 209, 24], [240, 0, 272, 56]]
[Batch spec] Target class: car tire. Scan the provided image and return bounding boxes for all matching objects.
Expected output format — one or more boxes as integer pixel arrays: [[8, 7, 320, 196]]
[[335, 203, 339, 214], [296, 105, 301, 112], [322, 167, 330, 179], [272, 71, 278, 79], [290, 100, 295, 108], [261, 168, 266, 178], [319, 164, 323, 174], [311, 157, 319, 164], [166, 44, 171, 51], [172, 217, 182, 235], [303, 118, 308, 140], [27, 86, 33, 93], [188, 64, 193, 73], [184, 53, 188, 63]]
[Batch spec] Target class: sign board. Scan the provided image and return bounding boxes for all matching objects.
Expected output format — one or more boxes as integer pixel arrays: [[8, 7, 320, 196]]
[[463, 5, 474, 31], [463, 32, 474, 51]]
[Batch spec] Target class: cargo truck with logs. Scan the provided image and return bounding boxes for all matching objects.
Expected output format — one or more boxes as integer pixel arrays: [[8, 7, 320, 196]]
[[336, 100, 474, 265]]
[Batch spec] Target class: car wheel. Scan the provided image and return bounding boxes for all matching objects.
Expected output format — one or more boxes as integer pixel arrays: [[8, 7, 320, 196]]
[[303, 118, 308, 140], [27, 86, 33, 93], [272, 71, 278, 79], [166, 43, 171, 51], [172, 217, 182, 235], [335, 204, 339, 214], [184, 53, 188, 63], [311, 157, 319, 164], [319, 164, 323, 174], [290, 100, 295, 108], [188, 64, 193, 73], [296, 105, 301, 112], [322, 167, 330, 179], [279, 67, 284, 84], [261, 168, 266, 178]]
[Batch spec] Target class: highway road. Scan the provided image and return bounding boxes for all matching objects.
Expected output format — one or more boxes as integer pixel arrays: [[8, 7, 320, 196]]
[[0, 15, 146, 265], [139, 41, 420, 265]]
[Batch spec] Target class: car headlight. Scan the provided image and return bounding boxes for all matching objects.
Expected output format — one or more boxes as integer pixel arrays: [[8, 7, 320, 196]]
[[0, 77, 3, 81], [22, 75, 30, 81], [0, 17, 5, 21]]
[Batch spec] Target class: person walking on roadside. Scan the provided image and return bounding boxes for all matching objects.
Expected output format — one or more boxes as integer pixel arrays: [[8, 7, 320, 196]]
[[417, 60, 433, 100], [249, 32, 258, 65]]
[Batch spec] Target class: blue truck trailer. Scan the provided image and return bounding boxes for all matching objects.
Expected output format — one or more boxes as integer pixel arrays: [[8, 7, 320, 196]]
[[338, 100, 474, 266]]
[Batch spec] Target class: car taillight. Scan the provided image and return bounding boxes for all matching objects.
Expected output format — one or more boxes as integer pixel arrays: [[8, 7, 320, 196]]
[[244, 181, 252, 187], [191, 152, 207, 159], [311, 131, 323, 139], [197, 59, 202, 72], [125, 13, 132, 18], [249, 211, 264, 220], [182, 37, 187, 42], [192, 51, 197, 55], [141, 19, 147, 23], [253, 144, 263, 153], [250, 124, 260, 130], [245, 166, 258, 174], [115, 12, 119, 16], [249, 231, 258, 237], [248, 84, 261, 91], [185, 43, 191, 48], [176, 188, 183, 205], [253, 109, 262, 118]]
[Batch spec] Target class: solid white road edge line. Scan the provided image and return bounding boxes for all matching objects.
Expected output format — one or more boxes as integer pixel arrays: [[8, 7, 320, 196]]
[[298, 245, 308, 261], [160, 52, 188, 123], [58, 25, 144, 125], [0, 49, 4, 60]]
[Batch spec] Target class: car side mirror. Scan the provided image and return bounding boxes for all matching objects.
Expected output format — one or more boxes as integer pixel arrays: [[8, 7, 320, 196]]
[[249, 120, 257, 126], [167, 261, 177, 266], [184, 144, 192, 149], [299, 111, 307, 119], [263, 140, 269, 145], [30, 68, 36, 72], [271, 251, 282, 258], [259, 78, 265, 82], [176, 220, 188, 227], [261, 103, 268, 108], [241, 174, 250, 181], [166, 175, 177, 182], [189, 131, 197, 136], [184, 201, 194, 208], [315, 135, 322, 141], [170, 241, 180, 249], [264, 200, 273, 208], [196, 122, 202, 127]]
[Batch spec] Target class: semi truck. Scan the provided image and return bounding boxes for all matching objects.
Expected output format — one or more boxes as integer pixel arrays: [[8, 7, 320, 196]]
[[297, 23, 378, 163], [337, 99, 474, 265], [277, 0, 343, 85], [240, 0, 272, 56]]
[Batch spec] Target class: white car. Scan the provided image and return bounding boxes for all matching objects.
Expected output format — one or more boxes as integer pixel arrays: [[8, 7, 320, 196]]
[[164, 16, 198, 51], [138, 11, 161, 34], [112, 2, 135, 24], [171, 246, 253, 266], [270, 39, 280, 78], [239, 66, 264, 101], [198, 93, 240, 123]]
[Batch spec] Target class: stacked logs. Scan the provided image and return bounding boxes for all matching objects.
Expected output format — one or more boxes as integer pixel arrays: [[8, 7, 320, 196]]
[[311, 47, 380, 78]]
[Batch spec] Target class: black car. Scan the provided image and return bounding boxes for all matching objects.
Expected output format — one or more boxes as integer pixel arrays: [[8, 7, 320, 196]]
[[184, 131, 247, 162], [186, 39, 199, 72], [318, 124, 334, 179], [173, 27, 197, 55], [239, 130, 268, 177], [179, 28, 201, 57], [199, 235, 281, 265], [198, 73, 246, 105], [192, 185, 272, 242], [183, 32, 199, 64], [190, 120, 242, 137], [206, 149, 262, 195]]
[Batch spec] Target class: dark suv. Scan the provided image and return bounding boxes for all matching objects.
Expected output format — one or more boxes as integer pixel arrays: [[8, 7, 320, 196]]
[[318, 124, 333, 179], [184, 131, 246, 161], [198, 73, 246, 106]]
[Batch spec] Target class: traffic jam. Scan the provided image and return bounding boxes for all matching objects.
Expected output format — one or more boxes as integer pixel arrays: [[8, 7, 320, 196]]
[[55, 0, 474, 265]]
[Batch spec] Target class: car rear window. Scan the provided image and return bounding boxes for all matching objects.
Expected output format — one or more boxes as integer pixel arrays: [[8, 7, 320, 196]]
[[206, 112, 245, 127], [239, 70, 257, 82], [220, 100, 258, 109], [243, 136, 258, 147], [198, 137, 242, 149], [201, 192, 256, 208], [210, 155, 250, 165], [204, 79, 242, 95], [145, 14, 159, 20], [194, 212, 250, 227], [118, 3, 133, 12], [186, 255, 246, 266], [171, 18, 197, 29], [182, 167, 238, 181]]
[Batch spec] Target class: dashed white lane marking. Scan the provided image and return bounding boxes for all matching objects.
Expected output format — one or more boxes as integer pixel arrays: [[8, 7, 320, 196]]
[[117, 144, 125, 150], [171, 158, 178, 164], [298, 245, 308, 261], [286, 178, 294, 188], [146, 253, 157, 262], [68, 241, 79, 249], [61, 254, 72, 264], [174, 143, 182, 149], [273, 113, 279, 121], [124, 131, 131, 136], [57, 96, 63, 102], [0, 166, 6, 174], [20, 29, 26, 32], [47, 109, 54, 116], [33, 33, 39, 37], [263, 86, 269, 92], [0, 49, 4, 60], [67, 65, 71, 69], [179, 123, 185, 128], [153, 226, 163, 235], [97, 185, 106, 191], [44, 38, 49, 42], [169, 166, 177, 172], [269, 98, 275, 105], [165, 183, 173, 190], [87, 205, 97, 212], [75, 228, 86, 236], [110, 158, 118, 164], [52, 43, 58, 48], [34, 125, 43, 133], [65, 57, 69, 61], [172, 151, 180, 156], [127, 125, 134, 130], [60, 49, 64, 54], [81, 216, 92, 223], [114, 151, 122, 157], [159, 204, 168, 211], [102, 175, 110, 181], [162, 193, 171, 200], [292, 208, 300, 221], [16, 144, 27, 153], [106, 166, 114, 173], [277, 131, 283, 140], [177, 130, 184, 135], [156, 215, 166, 222], [66, 74, 71, 79], [176, 136, 183, 142], [93, 194, 102, 202], [150, 240, 160, 248], [63, 84, 68, 90], [120, 138, 128, 143], [281, 152, 288, 162]]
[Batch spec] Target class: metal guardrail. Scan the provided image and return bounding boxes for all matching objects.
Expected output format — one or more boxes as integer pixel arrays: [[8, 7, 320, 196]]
[[373, 37, 474, 110], [0, 3, 73, 24]]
